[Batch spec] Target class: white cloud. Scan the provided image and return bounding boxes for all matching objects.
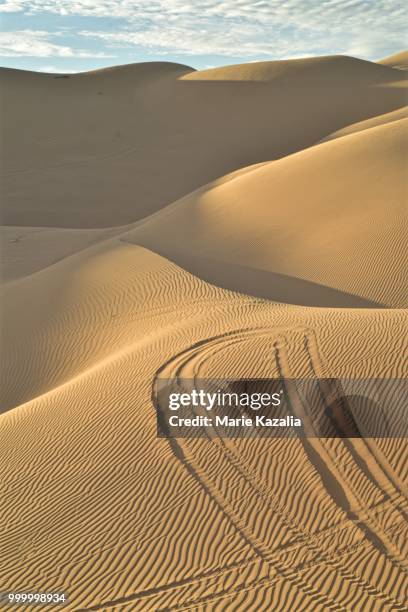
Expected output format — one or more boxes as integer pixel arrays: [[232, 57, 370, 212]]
[[0, 1, 406, 60], [0, 0, 405, 27], [0, 1, 24, 11], [37, 64, 76, 73], [78, 27, 318, 59], [0, 30, 114, 57]]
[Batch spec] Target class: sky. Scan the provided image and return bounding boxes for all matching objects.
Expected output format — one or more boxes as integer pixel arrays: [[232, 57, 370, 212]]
[[0, 0, 406, 73]]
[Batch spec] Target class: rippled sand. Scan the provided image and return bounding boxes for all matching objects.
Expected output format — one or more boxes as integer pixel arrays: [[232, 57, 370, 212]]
[[0, 52, 407, 610]]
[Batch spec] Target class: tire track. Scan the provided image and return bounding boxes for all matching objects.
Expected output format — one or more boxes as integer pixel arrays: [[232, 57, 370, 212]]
[[151, 328, 407, 610], [275, 333, 408, 575]]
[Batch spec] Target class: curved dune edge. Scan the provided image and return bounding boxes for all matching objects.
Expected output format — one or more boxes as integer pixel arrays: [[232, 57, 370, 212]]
[[2, 241, 406, 412], [124, 118, 408, 308], [1, 241, 407, 410], [320, 107, 408, 143], [182, 54, 402, 81], [0, 162, 270, 284], [378, 50, 408, 70], [4, 118, 404, 306], [1, 54, 406, 227]]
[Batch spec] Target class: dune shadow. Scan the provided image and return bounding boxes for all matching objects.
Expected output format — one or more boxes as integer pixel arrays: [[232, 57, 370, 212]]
[[141, 248, 383, 308]]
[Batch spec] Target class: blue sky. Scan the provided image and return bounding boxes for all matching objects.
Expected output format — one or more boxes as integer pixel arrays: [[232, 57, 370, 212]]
[[0, 1, 406, 73]]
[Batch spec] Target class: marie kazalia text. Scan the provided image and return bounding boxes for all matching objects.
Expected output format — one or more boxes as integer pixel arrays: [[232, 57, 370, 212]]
[[166, 388, 302, 428]]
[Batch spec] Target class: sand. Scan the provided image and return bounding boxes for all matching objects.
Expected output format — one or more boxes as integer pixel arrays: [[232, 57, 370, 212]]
[[378, 50, 408, 70], [0, 53, 407, 610], [124, 118, 408, 308], [1, 55, 406, 227]]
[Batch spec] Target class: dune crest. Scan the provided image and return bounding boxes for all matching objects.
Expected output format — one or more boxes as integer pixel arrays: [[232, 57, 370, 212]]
[[378, 50, 408, 70], [320, 107, 407, 142], [124, 118, 408, 308], [1, 54, 406, 227]]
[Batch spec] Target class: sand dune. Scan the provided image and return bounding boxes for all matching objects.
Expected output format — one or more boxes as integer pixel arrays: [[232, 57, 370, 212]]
[[1, 55, 406, 227], [125, 118, 408, 308], [320, 107, 407, 142], [0, 53, 407, 610], [1, 237, 407, 412], [1, 243, 407, 609], [378, 50, 408, 70], [184, 54, 403, 81], [0, 162, 269, 283], [0, 225, 122, 283]]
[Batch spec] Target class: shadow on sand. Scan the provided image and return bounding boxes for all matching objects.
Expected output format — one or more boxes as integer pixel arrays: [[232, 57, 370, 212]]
[[133, 246, 383, 308]]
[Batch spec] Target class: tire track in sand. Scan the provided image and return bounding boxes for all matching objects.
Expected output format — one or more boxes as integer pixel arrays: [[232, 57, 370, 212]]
[[150, 328, 406, 610], [275, 332, 408, 578]]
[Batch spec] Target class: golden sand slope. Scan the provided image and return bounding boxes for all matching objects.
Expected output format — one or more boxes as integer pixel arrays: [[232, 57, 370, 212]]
[[378, 51, 408, 70], [2, 236, 407, 411], [125, 118, 408, 308], [0, 244, 407, 609], [0, 162, 268, 283], [321, 107, 407, 142], [0, 53, 407, 610], [1, 55, 406, 227]]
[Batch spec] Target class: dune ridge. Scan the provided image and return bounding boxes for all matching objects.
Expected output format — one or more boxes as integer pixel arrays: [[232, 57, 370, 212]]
[[378, 50, 408, 70], [1, 54, 406, 227], [320, 107, 408, 142], [0, 52, 407, 610], [124, 118, 408, 308]]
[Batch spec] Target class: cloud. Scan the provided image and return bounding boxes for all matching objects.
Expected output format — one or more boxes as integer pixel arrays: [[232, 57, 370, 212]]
[[37, 64, 76, 73], [0, 1, 406, 60], [0, 30, 114, 57], [78, 27, 320, 59], [1, 0, 405, 27], [76, 1, 406, 60], [0, 1, 24, 12]]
